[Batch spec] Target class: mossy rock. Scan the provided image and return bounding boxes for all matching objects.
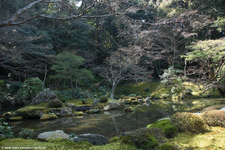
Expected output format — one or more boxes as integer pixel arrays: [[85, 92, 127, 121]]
[[130, 97, 136, 100], [124, 99, 131, 104], [132, 100, 140, 105], [50, 107, 72, 117], [171, 112, 209, 133], [200, 110, 225, 127], [9, 116, 23, 121], [156, 142, 179, 150], [73, 111, 84, 116], [121, 128, 166, 149], [147, 119, 177, 138], [3, 111, 17, 120], [16, 107, 49, 119], [40, 113, 58, 121], [136, 96, 142, 99]]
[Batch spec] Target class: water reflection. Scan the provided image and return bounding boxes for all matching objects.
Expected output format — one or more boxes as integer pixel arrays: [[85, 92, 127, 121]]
[[9, 98, 225, 139]]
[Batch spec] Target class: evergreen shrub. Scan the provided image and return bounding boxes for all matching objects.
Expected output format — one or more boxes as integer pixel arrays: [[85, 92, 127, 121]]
[[18, 129, 36, 139], [99, 96, 108, 103], [47, 100, 63, 108]]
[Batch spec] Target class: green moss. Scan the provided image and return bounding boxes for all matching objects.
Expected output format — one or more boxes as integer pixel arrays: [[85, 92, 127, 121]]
[[109, 136, 120, 143], [9, 116, 23, 121], [150, 87, 172, 99], [156, 142, 179, 150], [73, 111, 84, 116], [116, 82, 160, 97], [40, 113, 58, 121], [168, 127, 225, 150], [0, 138, 93, 150], [171, 112, 209, 133], [121, 128, 166, 149], [147, 119, 177, 138], [16, 107, 49, 119]]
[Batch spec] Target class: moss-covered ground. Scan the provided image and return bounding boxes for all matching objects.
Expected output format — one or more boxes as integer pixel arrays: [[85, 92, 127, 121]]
[[1, 126, 225, 150], [169, 127, 225, 150]]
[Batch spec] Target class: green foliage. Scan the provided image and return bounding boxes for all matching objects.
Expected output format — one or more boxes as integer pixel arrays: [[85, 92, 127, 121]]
[[18, 77, 43, 101], [47, 100, 63, 108], [99, 96, 108, 103], [171, 112, 209, 133], [0, 122, 14, 138], [109, 136, 120, 143], [212, 17, 225, 32], [99, 86, 109, 95], [60, 98, 66, 103], [121, 128, 166, 149], [156, 142, 179, 150], [18, 129, 36, 139], [69, 133, 77, 138], [147, 119, 177, 138]]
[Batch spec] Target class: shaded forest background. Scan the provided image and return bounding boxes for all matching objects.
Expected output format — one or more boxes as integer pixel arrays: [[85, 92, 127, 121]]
[[0, 0, 225, 111]]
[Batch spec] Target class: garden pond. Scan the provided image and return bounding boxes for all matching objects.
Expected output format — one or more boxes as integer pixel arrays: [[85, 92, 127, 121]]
[[7, 98, 225, 139]]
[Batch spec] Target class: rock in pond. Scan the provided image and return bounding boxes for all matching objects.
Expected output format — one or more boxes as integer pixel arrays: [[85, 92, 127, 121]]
[[16, 107, 48, 119], [73, 111, 85, 116], [70, 133, 109, 145], [40, 113, 58, 121], [38, 130, 69, 140], [50, 107, 72, 117], [75, 106, 91, 111], [66, 103, 75, 108], [86, 109, 100, 113], [9, 116, 23, 121], [3, 112, 17, 120], [107, 101, 123, 109], [32, 88, 57, 104], [103, 105, 111, 111]]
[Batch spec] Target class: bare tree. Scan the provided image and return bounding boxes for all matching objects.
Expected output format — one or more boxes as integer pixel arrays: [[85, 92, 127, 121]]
[[100, 51, 147, 99]]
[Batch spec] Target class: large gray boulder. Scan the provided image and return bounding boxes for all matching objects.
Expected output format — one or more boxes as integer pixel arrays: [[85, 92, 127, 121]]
[[37, 130, 69, 140], [70, 133, 109, 145], [32, 88, 57, 104]]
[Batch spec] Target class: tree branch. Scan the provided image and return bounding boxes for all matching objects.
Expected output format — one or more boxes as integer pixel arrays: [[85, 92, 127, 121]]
[[0, 0, 124, 28]]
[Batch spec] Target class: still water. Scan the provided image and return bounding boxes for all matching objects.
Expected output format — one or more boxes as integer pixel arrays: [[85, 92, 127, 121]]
[[8, 98, 225, 139]]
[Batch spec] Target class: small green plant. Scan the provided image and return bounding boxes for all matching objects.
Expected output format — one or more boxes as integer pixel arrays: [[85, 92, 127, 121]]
[[0, 122, 14, 138], [99, 96, 108, 103], [47, 100, 63, 108], [18, 129, 36, 139], [128, 93, 136, 97], [69, 133, 77, 138], [147, 119, 177, 138]]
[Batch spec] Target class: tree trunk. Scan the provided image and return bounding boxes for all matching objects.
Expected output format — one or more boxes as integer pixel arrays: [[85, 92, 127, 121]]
[[43, 64, 47, 88], [70, 72, 75, 98], [110, 81, 117, 99], [217, 87, 225, 97]]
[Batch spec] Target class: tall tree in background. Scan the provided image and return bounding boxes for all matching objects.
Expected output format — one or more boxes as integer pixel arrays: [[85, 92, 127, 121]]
[[51, 52, 93, 98]]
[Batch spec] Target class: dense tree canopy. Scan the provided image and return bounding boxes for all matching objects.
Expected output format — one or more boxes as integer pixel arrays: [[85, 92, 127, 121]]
[[0, 0, 225, 97]]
